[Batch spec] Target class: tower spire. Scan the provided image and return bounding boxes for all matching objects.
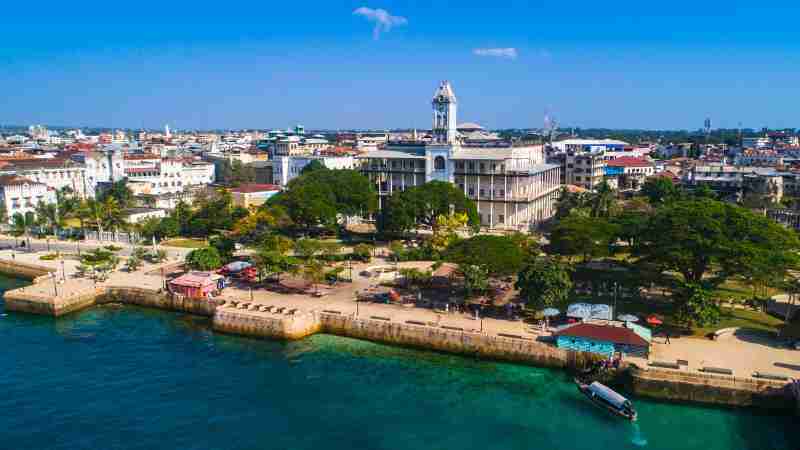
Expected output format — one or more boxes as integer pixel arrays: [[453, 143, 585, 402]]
[[432, 81, 458, 144]]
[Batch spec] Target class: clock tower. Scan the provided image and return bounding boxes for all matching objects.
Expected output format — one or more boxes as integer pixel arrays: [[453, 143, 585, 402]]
[[432, 81, 458, 145]]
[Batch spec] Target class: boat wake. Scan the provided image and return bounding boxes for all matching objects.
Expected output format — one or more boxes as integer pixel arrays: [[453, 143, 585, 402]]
[[631, 423, 648, 447]]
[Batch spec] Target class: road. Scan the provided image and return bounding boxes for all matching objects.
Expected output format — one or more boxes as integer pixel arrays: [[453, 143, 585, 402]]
[[0, 237, 190, 259]]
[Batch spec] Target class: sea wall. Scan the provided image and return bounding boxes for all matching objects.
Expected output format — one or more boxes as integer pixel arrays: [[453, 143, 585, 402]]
[[212, 308, 322, 340], [100, 287, 217, 317], [0, 259, 55, 282], [628, 365, 793, 410], [318, 313, 570, 368], [4, 285, 102, 316]]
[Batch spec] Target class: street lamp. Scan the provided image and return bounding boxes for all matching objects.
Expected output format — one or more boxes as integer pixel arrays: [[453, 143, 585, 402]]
[[61, 260, 66, 281]]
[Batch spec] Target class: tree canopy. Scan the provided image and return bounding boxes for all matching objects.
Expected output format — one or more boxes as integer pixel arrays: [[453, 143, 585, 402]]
[[548, 214, 618, 262], [444, 235, 524, 276], [377, 181, 479, 234], [185, 247, 222, 271], [515, 257, 573, 310], [275, 168, 376, 230]]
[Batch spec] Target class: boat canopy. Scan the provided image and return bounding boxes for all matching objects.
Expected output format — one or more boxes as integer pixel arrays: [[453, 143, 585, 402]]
[[588, 382, 630, 409]]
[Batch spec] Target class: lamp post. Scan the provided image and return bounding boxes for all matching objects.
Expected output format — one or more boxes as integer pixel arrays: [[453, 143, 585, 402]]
[[61, 259, 66, 281], [52, 273, 58, 297], [47, 238, 50, 252], [613, 282, 619, 320]]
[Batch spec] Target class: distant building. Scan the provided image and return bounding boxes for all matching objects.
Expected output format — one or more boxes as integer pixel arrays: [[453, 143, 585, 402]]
[[565, 150, 606, 191], [122, 207, 167, 224], [552, 138, 628, 153], [229, 184, 281, 208]]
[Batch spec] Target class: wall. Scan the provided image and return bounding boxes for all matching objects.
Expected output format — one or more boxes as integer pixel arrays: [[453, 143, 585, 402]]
[[0, 259, 54, 281], [628, 365, 793, 410], [319, 313, 569, 368]]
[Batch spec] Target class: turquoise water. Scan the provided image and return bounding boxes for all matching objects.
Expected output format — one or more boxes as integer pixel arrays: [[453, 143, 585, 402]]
[[0, 275, 796, 450]]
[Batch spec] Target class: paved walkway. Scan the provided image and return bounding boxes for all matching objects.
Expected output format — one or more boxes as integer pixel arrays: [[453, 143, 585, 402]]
[[4, 251, 800, 380]]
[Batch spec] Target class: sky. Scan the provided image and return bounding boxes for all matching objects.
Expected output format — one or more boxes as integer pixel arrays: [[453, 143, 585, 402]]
[[2, 1, 800, 131]]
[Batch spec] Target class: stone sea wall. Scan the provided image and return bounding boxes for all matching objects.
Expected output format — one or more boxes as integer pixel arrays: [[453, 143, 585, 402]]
[[212, 309, 322, 340], [628, 365, 793, 410], [318, 313, 570, 368], [0, 259, 54, 282]]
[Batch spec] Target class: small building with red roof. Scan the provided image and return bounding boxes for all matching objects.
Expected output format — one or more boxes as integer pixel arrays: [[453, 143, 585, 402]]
[[229, 183, 281, 208], [554, 322, 651, 357]]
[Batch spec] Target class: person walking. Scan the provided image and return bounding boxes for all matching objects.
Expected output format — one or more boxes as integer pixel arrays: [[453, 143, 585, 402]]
[[665, 332, 671, 344]]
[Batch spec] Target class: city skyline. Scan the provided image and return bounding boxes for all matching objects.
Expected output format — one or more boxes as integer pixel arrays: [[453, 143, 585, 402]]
[[3, 1, 800, 130]]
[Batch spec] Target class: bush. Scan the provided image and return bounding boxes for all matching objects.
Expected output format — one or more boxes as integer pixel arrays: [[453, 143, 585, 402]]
[[104, 245, 123, 252], [352, 243, 373, 262], [39, 253, 60, 261]]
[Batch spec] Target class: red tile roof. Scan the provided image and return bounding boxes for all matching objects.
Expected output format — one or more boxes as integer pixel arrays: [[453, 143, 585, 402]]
[[554, 323, 649, 347], [606, 157, 653, 168], [229, 184, 281, 193]]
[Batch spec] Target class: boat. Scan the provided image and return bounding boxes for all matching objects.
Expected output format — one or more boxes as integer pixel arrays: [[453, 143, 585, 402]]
[[574, 378, 637, 421]]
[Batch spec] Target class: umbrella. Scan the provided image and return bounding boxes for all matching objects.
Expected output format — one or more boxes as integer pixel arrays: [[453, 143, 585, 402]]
[[646, 315, 663, 325], [224, 261, 252, 273], [618, 314, 639, 322], [542, 308, 560, 317]]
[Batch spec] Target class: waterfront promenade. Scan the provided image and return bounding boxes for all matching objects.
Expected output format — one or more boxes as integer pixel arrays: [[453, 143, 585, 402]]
[[3, 247, 800, 382]]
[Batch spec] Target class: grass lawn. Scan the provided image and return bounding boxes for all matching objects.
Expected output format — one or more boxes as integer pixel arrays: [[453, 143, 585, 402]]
[[570, 294, 786, 338], [713, 278, 783, 302], [161, 238, 208, 249]]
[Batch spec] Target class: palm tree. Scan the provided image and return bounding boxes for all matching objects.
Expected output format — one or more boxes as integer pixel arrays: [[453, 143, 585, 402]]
[[101, 196, 125, 233], [34, 201, 59, 235], [11, 212, 35, 251], [590, 181, 616, 218]]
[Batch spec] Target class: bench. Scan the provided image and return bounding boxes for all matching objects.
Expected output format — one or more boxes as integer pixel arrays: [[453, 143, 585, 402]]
[[370, 316, 391, 321], [405, 320, 427, 326], [322, 310, 341, 315], [276, 307, 286, 313], [711, 328, 737, 340], [441, 325, 464, 331], [240, 303, 251, 309], [752, 371, 789, 381], [649, 360, 681, 370], [701, 366, 733, 375], [677, 359, 688, 367], [286, 308, 298, 315], [497, 333, 531, 340]]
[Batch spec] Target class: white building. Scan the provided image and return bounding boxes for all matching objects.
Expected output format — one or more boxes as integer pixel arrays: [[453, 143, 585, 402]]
[[0, 175, 57, 223], [272, 155, 356, 186], [122, 154, 215, 196], [358, 81, 561, 230]]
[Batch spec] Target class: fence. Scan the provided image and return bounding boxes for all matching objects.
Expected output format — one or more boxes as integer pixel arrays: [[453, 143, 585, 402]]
[[84, 231, 142, 244]]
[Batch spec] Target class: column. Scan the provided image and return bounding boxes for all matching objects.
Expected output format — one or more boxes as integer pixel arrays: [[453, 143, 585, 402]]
[[504, 175, 508, 228], [489, 173, 494, 229]]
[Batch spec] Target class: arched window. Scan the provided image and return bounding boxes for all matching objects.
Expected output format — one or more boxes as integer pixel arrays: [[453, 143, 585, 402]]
[[434, 156, 446, 171]]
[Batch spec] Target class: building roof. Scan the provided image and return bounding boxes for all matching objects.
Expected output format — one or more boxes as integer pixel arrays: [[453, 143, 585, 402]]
[[0, 175, 40, 187], [229, 183, 281, 193], [606, 157, 653, 168], [554, 323, 649, 347], [358, 149, 426, 160], [457, 122, 484, 131], [169, 271, 222, 288], [556, 138, 629, 146]]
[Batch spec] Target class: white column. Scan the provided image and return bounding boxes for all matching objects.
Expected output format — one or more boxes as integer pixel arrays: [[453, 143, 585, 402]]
[[489, 173, 494, 229], [504, 174, 508, 228]]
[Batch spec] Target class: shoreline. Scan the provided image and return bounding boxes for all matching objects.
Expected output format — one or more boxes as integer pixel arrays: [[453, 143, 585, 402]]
[[1, 261, 797, 414]]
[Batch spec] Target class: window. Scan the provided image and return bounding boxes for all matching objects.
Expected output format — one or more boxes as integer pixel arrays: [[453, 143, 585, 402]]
[[434, 156, 446, 171], [468, 162, 474, 170], [480, 189, 485, 197], [480, 163, 485, 172], [456, 162, 464, 169], [468, 188, 474, 196], [498, 214, 505, 224]]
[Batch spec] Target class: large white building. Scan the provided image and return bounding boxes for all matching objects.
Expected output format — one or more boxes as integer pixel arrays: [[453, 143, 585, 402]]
[[358, 81, 561, 231], [0, 175, 57, 222], [122, 154, 215, 196]]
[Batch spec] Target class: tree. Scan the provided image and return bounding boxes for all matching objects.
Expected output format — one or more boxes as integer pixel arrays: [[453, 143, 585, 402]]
[[590, 181, 617, 218], [210, 235, 236, 262], [277, 169, 376, 230], [34, 201, 59, 234], [185, 247, 222, 271], [641, 177, 679, 205], [429, 212, 469, 252], [674, 283, 720, 328], [352, 243, 374, 262], [377, 181, 479, 234], [444, 235, 525, 276], [98, 179, 134, 209], [300, 259, 326, 292], [548, 214, 618, 262], [516, 257, 573, 310], [458, 264, 489, 299], [254, 235, 297, 282], [635, 199, 800, 285], [554, 187, 591, 220], [11, 212, 35, 249], [300, 160, 326, 175]]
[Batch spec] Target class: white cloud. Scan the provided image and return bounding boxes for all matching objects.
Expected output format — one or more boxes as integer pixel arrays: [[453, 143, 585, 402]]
[[473, 48, 518, 60], [353, 7, 408, 40]]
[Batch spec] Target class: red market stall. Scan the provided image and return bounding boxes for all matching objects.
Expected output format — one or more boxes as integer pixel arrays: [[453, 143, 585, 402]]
[[169, 272, 224, 298]]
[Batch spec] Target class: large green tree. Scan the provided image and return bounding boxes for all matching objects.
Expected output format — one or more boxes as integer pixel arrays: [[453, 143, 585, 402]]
[[185, 247, 222, 271], [377, 181, 479, 234], [548, 214, 618, 262], [444, 235, 525, 276], [635, 198, 800, 285], [277, 169, 376, 230], [641, 177, 679, 205], [515, 257, 573, 310]]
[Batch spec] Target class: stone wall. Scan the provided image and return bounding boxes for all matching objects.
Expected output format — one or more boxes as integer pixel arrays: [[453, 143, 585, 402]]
[[318, 313, 569, 368], [100, 287, 217, 317], [212, 308, 322, 340], [4, 286, 102, 316], [0, 259, 54, 281], [628, 365, 794, 410]]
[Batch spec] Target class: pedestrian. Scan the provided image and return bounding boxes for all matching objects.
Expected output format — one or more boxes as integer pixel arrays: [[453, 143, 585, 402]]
[[437, 314, 441, 325], [665, 332, 671, 344]]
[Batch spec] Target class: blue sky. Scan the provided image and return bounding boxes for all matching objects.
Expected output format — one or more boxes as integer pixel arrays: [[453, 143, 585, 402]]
[[2, 1, 800, 130]]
